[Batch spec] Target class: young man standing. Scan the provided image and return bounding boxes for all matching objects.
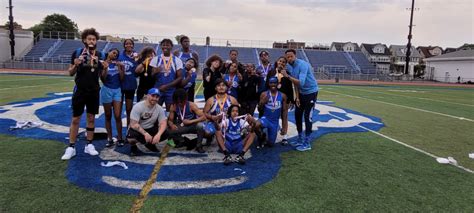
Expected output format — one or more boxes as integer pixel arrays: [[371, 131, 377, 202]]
[[150, 39, 183, 111], [256, 50, 273, 94], [173, 36, 199, 100], [62, 28, 107, 160], [281, 49, 318, 151]]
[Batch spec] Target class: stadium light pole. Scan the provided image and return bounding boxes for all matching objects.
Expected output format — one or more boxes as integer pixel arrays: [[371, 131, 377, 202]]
[[404, 0, 415, 76], [8, 0, 15, 60]]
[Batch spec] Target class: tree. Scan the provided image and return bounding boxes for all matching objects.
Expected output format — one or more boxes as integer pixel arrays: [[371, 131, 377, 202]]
[[1, 21, 22, 30], [28, 13, 79, 39]]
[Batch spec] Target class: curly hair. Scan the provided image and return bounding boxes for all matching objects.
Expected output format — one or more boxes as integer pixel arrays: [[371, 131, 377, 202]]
[[205, 54, 223, 69], [81, 28, 99, 41]]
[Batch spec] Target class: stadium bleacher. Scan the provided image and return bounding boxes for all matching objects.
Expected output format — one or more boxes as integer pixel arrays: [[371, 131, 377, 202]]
[[20, 38, 378, 75]]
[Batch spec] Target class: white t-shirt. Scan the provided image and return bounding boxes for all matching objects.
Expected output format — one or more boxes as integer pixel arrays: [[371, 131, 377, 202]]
[[150, 54, 183, 71]]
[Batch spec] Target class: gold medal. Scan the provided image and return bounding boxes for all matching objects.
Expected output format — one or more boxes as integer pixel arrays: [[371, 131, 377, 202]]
[[91, 68, 95, 72]]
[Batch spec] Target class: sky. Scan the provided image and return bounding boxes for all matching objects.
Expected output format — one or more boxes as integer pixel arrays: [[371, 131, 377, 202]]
[[1, 0, 473, 48]]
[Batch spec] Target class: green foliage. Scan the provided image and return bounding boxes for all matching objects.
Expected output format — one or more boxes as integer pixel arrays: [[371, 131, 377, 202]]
[[28, 13, 79, 39]]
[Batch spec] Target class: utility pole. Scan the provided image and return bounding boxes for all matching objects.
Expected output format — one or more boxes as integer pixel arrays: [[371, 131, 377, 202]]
[[405, 0, 415, 76], [8, 0, 15, 60]]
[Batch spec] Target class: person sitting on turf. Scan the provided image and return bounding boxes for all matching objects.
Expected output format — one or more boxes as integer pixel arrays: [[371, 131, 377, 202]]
[[167, 88, 206, 151], [202, 78, 239, 153], [255, 77, 288, 148], [126, 88, 169, 156], [219, 104, 256, 165]]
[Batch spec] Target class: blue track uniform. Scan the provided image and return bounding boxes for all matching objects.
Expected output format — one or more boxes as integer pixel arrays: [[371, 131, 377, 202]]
[[118, 51, 138, 92], [203, 95, 232, 135], [150, 54, 183, 107], [259, 91, 283, 145], [224, 118, 249, 154], [224, 74, 240, 99]]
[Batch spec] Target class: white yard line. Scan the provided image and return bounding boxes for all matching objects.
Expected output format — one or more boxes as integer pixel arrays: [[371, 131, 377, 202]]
[[328, 113, 474, 174], [324, 90, 474, 122], [329, 86, 474, 107]]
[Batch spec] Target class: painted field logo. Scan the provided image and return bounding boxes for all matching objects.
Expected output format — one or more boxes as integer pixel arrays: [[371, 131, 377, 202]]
[[0, 93, 384, 195]]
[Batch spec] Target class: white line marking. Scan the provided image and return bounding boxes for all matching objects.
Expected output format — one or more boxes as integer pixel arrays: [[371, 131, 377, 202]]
[[0, 81, 71, 91], [324, 90, 474, 122], [330, 86, 474, 107], [328, 113, 474, 174]]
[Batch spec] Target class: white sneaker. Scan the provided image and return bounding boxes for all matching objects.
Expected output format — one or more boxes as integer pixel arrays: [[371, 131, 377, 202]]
[[61, 147, 76, 160], [84, 144, 99, 156]]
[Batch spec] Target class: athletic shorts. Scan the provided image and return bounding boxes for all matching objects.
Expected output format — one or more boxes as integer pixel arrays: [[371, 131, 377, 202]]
[[225, 138, 243, 154], [71, 89, 100, 117], [122, 89, 135, 101], [101, 86, 122, 104], [158, 89, 174, 109], [203, 121, 217, 135], [259, 116, 279, 144]]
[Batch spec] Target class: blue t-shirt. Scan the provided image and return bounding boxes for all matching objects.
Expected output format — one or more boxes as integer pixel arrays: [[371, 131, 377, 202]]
[[104, 63, 121, 89], [286, 59, 318, 95], [118, 51, 138, 91]]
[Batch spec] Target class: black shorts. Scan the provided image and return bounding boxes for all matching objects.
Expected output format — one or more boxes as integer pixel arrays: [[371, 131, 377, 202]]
[[122, 89, 136, 101], [126, 125, 169, 144], [72, 89, 100, 117]]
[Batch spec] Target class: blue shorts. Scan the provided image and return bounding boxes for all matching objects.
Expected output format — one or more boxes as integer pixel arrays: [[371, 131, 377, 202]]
[[225, 139, 243, 154], [101, 86, 122, 104], [259, 116, 279, 144], [158, 89, 174, 108], [203, 121, 217, 135]]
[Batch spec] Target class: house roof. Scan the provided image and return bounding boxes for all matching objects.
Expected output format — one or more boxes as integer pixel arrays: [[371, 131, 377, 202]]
[[390, 45, 422, 58], [417, 46, 442, 58], [424, 49, 474, 62], [331, 42, 360, 51], [361, 43, 391, 56]]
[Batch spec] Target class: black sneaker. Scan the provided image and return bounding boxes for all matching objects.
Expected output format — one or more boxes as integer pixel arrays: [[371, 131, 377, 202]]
[[130, 145, 139, 156], [196, 146, 205, 153], [281, 139, 288, 146], [186, 138, 197, 150], [223, 155, 233, 165], [266, 142, 274, 148], [235, 155, 246, 165], [117, 139, 125, 147], [106, 139, 115, 147], [145, 143, 160, 152]]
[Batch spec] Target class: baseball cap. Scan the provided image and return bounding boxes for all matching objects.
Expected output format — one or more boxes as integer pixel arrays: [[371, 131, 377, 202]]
[[147, 88, 161, 96], [268, 77, 278, 84]]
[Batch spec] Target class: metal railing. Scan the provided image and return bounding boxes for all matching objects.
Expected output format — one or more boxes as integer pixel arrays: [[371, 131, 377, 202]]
[[38, 31, 331, 49]]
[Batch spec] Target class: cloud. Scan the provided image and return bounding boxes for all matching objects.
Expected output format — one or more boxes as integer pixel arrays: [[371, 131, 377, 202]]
[[1, 0, 472, 48]]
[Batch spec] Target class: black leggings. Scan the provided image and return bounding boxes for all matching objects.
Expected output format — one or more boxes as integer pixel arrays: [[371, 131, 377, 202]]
[[295, 92, 318, 136]]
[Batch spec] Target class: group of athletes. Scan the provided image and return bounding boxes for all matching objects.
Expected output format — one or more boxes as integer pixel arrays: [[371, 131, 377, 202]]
[[61, 28, 319, 165]]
